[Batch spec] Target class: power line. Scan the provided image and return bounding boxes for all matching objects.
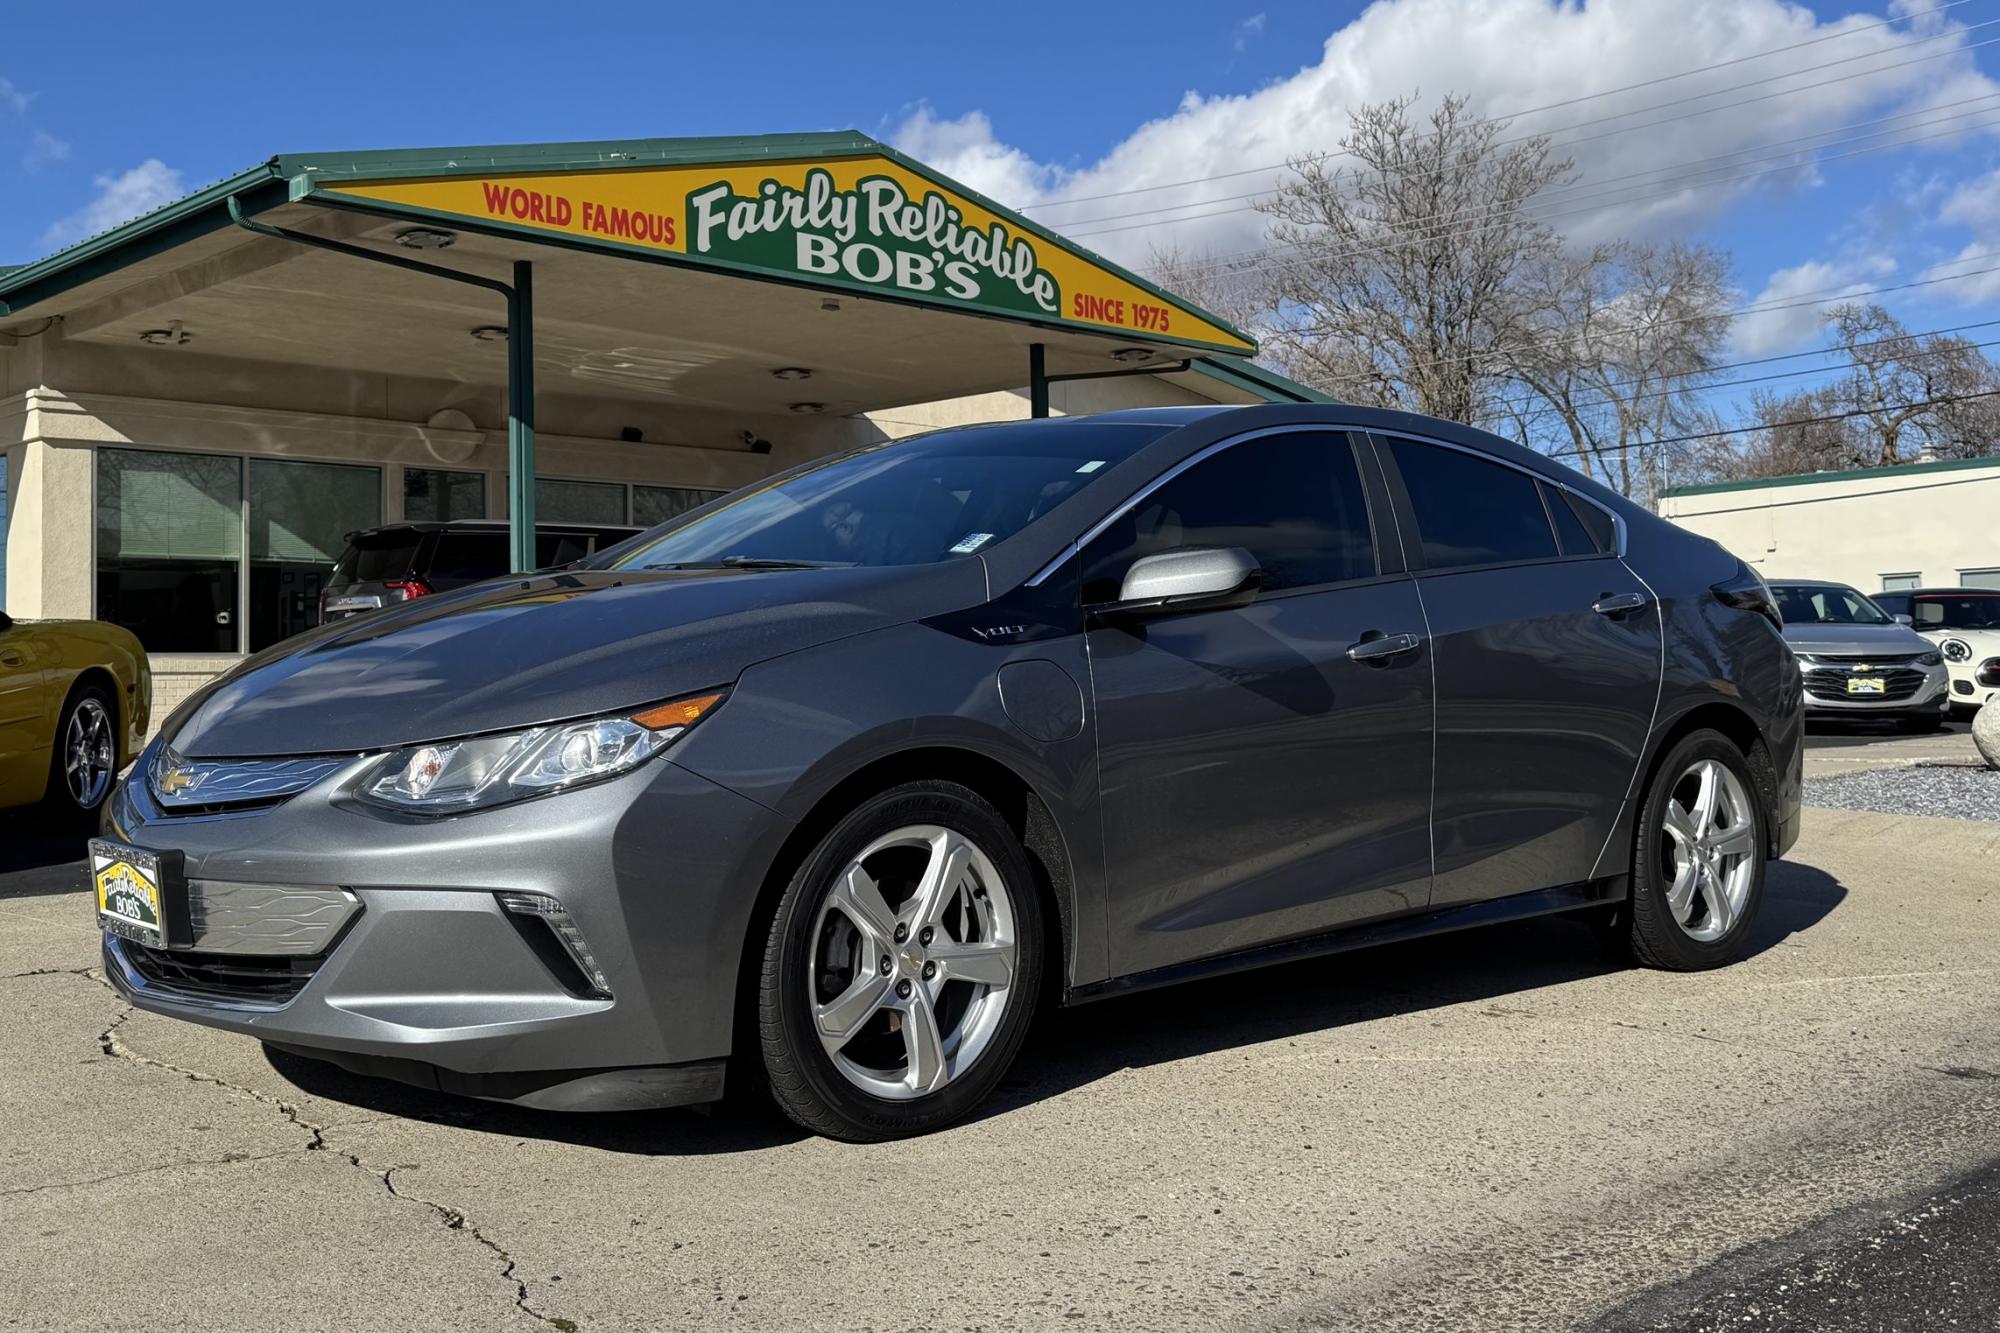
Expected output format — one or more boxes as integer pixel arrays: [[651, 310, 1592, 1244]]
[[1541, 386, 2000, 460], [1073, 102, 2000, 263], [1488, 333, 2000, 428], [1269, 254, 2000, 397], [1065, 40, 2000, 242], [1022, 0, 1984, 215], [1059, 90, 2000, 234]]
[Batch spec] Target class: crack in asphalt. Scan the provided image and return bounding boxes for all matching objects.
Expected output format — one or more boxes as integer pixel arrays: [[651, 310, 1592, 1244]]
[[66, 969, 576, 1331], [0, 1149, 300, 1198], [3, 965, 96, 980]]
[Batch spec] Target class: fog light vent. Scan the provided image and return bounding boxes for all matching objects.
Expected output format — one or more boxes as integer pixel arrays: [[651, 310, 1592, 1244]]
[[498, 892, 612, 999]]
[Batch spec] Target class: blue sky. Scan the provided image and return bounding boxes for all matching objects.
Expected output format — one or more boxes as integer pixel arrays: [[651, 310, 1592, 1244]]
[[6, 0, 2000, 397]]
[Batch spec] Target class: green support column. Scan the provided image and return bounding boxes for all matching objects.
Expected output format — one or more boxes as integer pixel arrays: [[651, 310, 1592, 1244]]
[[506, 260, 537, 573], [1028, 342, 1049, 419]]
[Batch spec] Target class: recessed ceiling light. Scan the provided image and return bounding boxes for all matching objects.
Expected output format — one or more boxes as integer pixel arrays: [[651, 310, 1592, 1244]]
[[470, 325, 509, 342], [789, 401, 827, 415], [1111, 347, 1154, 364], [397, 227, 458, 251], [820, 298, 841, 312], [771, 367, 813, 381], [138, 321, 190, 346]]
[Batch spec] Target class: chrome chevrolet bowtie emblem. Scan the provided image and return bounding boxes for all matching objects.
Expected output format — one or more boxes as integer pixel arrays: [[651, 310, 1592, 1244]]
[[1850, 663, 1872, 672], [156, 764, 206, 796]]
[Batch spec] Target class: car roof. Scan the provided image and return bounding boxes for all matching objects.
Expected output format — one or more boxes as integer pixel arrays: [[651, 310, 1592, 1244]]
[[1765, 577, 1854, 588], [1900, 587, 2000, 596]]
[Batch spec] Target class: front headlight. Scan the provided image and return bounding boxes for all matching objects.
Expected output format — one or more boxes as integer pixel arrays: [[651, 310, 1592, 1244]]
[[1941, 638, 1972, 663], [357, 692, 724, 814], [1917, 650, 1944, 667]]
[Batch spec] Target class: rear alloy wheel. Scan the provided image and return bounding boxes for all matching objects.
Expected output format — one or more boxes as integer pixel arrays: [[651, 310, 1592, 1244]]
[[50, 687, 117, 820], [759, 781, 1043, 1141], [1625, 731, 1766, 970]]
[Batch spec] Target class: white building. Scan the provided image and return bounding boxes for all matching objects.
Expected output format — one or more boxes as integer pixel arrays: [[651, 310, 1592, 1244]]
[[1659, 455, 2000, 595]]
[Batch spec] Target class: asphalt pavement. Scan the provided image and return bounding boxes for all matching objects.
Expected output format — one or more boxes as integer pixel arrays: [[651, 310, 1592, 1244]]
[[2, 736, 1996, 1331]]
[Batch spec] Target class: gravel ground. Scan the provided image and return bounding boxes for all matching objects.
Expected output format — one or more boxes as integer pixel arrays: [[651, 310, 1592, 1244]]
[[1804, 763, 2000, 822]]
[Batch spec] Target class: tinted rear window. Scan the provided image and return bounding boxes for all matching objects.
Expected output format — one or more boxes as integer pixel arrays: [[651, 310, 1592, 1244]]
[[333, 532, 421, 584], [1389, 439, 1559, 570], [427, 532, 509, 586]]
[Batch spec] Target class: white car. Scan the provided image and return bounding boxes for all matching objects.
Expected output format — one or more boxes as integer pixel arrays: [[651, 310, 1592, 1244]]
[[1874, 588, 2000, 716]]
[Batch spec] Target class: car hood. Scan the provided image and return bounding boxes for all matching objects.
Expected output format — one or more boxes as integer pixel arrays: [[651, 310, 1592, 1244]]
[[166, 562, 989, 758], [1780, 621, 1935, 657]]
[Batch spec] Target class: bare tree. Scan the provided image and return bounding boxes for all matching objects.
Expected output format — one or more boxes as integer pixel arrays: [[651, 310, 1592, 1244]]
[[1709, 305, 2000, 479], [1506, 241, 1733, 500], [1255, 93, 1574, 421], [1144, 243, 1269, 343]]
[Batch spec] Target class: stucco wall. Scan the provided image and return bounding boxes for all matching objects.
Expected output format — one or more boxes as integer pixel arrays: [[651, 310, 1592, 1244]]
[[1659, 459, 2000, 591]]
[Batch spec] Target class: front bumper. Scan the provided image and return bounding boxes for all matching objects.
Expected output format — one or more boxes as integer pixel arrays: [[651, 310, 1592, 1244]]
[[98, 745, 792, 1110], [1800, 664, 1950, 716]]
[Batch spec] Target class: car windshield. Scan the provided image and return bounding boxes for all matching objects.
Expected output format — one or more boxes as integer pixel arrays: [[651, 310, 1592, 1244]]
[[1770, 583, 1892, 626], [1911, 593, 2000, 630], [598, 422, 1175, 571]]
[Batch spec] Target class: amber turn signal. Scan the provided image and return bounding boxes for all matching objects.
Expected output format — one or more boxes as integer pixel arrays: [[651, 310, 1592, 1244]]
[[631, 692, 727, 732]]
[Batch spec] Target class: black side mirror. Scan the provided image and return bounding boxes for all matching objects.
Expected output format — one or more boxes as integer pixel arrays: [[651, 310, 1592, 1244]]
[[1099, 547, 1262, 620]]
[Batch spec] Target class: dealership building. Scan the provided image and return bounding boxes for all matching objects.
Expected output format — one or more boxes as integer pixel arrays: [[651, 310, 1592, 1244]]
[[1660, 454, 2000, 595], [0, 132, 1322, 718]]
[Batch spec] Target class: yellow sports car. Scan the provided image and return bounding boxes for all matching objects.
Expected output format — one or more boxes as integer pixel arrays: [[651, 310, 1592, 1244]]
[[0, 612, 151, 818]]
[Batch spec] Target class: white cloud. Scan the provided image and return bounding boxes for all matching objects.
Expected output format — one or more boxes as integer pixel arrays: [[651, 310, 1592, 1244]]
[[0, 77, 30, 116], [1731, 256, 1899, 356], [1234, 14, 1267, 54], [24, 128, 68, 170], [37, 160, 185, 251], [889, 0, 2000, 267]]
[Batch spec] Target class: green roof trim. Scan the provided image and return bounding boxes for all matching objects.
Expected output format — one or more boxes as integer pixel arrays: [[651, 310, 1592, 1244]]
[[1660, 451, 2000, 499], [1189, 356, 1337, 403], [2, 131, 1257, 357]]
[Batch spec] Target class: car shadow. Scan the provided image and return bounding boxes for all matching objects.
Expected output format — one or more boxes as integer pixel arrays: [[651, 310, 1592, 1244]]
[[265, 861, 1847, 1155], [0, 809, 91, 893]]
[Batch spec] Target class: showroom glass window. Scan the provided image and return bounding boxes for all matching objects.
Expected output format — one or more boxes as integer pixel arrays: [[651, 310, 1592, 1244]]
[[1081, 431, 1376, 604], [248, 459, 381, 652], [402, 467, 486, 522], [96, 449, 244, 653], [537, 478, 627, 525], [633, 484, 726, 528], [1386, 439, 1560, 569]]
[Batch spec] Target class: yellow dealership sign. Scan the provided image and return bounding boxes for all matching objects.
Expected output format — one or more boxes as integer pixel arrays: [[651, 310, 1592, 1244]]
[[318, 154, 1256, 355]]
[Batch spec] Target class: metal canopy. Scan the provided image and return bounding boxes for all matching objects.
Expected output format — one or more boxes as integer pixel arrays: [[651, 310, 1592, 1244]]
[[0, 132, 1263, 572]]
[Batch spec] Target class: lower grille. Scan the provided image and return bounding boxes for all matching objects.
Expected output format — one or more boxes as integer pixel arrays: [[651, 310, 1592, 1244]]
[[122, 941, 323, 1005], [1803, 666, 1926, 702]]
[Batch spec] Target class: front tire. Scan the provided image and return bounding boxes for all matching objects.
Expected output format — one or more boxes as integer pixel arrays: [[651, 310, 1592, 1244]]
[[1624, 730, 1767, 971], [757, 780, 1044, 1141], [47, 684, 118, 824]]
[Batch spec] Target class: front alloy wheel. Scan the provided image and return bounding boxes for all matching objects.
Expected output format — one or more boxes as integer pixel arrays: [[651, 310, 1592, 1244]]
[[1624, 730, 1767, 970], [53, 689, 117, 816], [759, 782, 1043, 1141]]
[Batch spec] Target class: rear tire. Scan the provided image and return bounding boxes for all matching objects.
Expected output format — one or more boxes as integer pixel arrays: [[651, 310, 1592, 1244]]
[[757, 780, 1043, 1141], [46, 683, 118, 826], [1625, 730, 1767, 971]]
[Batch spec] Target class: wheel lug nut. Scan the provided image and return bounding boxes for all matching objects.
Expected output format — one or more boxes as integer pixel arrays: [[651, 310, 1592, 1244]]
[[893, 923, 909, 943], [879, 956, 892, 975], [896, 979, 913, 999], [919, 927, 934, 946], [922, 962, 936, 980]]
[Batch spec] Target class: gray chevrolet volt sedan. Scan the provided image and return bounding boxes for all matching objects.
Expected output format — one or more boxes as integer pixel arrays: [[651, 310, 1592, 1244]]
[[96, 405, 1803, 1141]]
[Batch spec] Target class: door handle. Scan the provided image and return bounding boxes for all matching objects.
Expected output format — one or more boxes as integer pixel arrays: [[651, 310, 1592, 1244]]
[[1347, 631, 1423, 662], [1592, 592, 1648, 616]]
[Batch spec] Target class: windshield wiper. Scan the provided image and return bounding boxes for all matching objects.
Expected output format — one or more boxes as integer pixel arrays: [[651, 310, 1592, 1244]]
[[640, 556, 848, 571]]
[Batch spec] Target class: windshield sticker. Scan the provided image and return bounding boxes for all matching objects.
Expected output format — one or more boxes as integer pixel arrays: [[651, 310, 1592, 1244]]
[[1075, 460, 1106, 474], [949, 532, 996, 555]]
